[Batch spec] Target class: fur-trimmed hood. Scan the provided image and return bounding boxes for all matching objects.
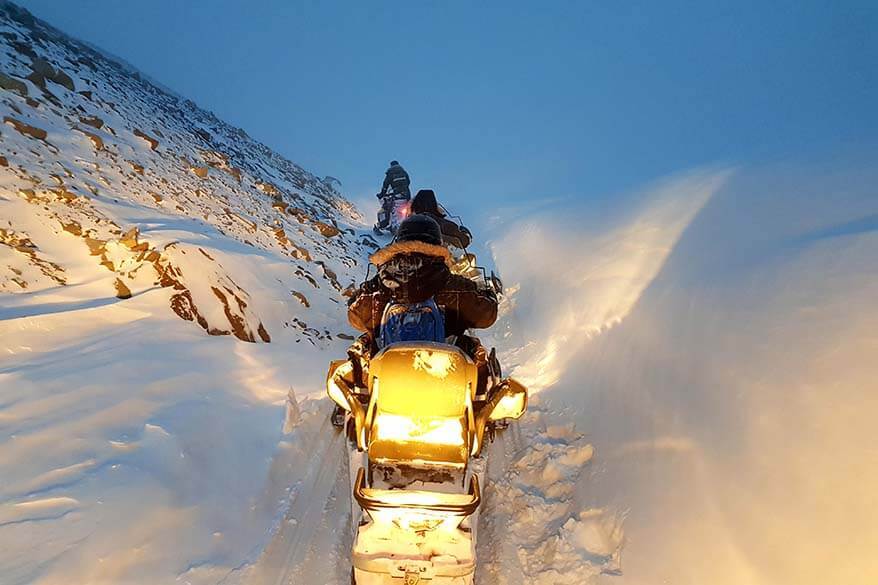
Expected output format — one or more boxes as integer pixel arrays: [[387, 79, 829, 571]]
[[369, 239, 452, 267]]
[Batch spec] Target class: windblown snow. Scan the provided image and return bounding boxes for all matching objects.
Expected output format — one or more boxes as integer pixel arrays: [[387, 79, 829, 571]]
[[3, 3, 877, 585]]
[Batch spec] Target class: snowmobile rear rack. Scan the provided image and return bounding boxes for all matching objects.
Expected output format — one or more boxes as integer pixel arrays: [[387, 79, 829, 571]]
[[353, 467, 481, 516]]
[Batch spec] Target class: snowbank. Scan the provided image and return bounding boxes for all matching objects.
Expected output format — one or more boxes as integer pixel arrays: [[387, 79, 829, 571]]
[[488, 161, 878, 584]]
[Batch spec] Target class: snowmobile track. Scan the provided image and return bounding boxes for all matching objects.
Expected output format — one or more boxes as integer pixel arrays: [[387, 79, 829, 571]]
[[249, 410, 347, 585]]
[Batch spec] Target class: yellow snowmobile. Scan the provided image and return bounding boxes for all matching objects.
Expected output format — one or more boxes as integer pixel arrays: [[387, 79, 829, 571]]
[[327, 342, 528, 584]]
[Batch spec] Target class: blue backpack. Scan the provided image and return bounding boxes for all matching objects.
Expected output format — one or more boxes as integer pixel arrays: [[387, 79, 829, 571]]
[[378, 298, 446, 349]]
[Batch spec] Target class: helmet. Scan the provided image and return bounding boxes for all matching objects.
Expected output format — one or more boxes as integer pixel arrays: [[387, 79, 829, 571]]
[[394, 214, 442, 246]]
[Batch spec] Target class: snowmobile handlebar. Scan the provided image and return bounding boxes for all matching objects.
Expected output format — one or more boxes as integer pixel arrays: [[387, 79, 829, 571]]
[[353, 467, 481, 516]]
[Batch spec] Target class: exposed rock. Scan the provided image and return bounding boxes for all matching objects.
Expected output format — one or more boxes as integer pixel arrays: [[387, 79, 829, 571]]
[[18, 188, 37, 202], [4, 116, 47, 140], [255, 180, 279, 196], [191, 165, 209, 178], [227, 167, 243, 182], [30, 57, 55, 78], [74, 126, 103, 149], [155, 244, 272, 343], [114, 278, 132, 299], [133, 128, 158, 150], [314, 221, 340, 238], [62, 221, 82, 236], [84, 237, 106, 256], [291, 290, 310, 308], [290, 243, 312, 262], [30, 58, 75, 91], [0, 156, 7, 166], [119, 227, 139, 248], [0, 228, 66, 287], [53, 68, 75, 91], [200, 149, 243, 182], [79, 115, 103, 129], [52, 187, 78, 203], [25, 70, 46, 89], [315, 260, 342, 290], [0, 72, 28, 96]]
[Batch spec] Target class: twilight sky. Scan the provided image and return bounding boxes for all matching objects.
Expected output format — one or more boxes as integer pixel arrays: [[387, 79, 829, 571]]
[[16, 0, 878, 221]]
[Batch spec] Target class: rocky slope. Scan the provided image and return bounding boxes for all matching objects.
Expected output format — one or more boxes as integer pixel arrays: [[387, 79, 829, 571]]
[[0, 0, 376, 344], [0, 5, 383, 582]]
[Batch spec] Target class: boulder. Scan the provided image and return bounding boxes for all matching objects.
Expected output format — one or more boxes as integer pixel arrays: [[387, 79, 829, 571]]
[[79, 115, 103, 129], [0, 73, 28, 96], [114, 278, 132, 299], [4, 116, 47, 140]]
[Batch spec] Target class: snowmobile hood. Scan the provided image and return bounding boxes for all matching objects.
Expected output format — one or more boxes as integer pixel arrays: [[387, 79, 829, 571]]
[[370, 240, 452, 267]]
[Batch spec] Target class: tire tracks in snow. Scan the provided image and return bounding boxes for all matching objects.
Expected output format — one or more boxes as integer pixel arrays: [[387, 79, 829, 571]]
[[246, 406, 346, 585]]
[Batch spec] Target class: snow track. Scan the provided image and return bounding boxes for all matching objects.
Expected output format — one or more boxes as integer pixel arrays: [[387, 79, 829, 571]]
[[247, 409, 348, 585]]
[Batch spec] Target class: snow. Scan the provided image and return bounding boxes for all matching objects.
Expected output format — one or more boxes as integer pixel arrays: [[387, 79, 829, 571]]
[[3, 3, 877, 585], [484, 163, 878, 584], [1, 4, 371, 583]]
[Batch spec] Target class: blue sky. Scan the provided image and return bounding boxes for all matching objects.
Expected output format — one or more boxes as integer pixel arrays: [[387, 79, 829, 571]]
[[17, 0, 878, 221]]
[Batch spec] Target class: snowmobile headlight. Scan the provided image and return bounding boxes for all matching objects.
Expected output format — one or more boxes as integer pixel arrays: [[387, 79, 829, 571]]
[[374, 413, 465, 446], [488, 378, 528, 421]]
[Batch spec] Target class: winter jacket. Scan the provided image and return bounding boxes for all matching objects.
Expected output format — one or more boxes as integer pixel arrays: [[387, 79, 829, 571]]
[[381, 163, 411, 198], [348, 240, 498, 338], [410, 190, 472, 249]]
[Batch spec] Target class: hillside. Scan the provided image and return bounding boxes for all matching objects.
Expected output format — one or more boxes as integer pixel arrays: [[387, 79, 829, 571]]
[[0, 2, 378, 583]]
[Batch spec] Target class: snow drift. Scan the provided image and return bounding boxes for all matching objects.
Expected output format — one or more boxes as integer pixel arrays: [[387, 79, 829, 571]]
[[488, 161, 878, 584]]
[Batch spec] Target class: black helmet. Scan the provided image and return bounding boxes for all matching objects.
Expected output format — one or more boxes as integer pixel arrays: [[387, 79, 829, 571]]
[[394, 214, 442, 246], [411, 189, 441, 215], [389, 160, 399, 166]]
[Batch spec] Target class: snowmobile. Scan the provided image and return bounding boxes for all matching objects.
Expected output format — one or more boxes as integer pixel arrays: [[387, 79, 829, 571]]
[[327, 341, 527, 584], [429, 204, 503, 298], [374, 193, 411, 236], [447, 253, 504, 299]]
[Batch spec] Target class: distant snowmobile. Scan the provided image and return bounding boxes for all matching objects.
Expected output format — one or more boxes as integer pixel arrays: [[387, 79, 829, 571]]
[[374, 192, 411, 236], [374, 161, 412, 235], [327, 312, 528, 583]]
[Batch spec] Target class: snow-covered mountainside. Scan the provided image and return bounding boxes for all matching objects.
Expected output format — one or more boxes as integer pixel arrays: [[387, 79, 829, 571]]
[[0, 3, 377, 583], [3, 3, 876, 585]]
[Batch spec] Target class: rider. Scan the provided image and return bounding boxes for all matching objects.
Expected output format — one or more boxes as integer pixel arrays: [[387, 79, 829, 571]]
[[349, 214, 495, 337], [375, 161, 411, 231], [410, 189, 472, 249], [343, 215, 498, 388]]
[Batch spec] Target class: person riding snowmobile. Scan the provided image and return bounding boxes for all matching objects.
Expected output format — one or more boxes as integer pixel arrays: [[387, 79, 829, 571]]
[[380, 160, 411, 199], [410, 189, 472, 249], [374, 160, 411, 233], [350, 214, 495, 337], [331, 216, 500, 427]]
